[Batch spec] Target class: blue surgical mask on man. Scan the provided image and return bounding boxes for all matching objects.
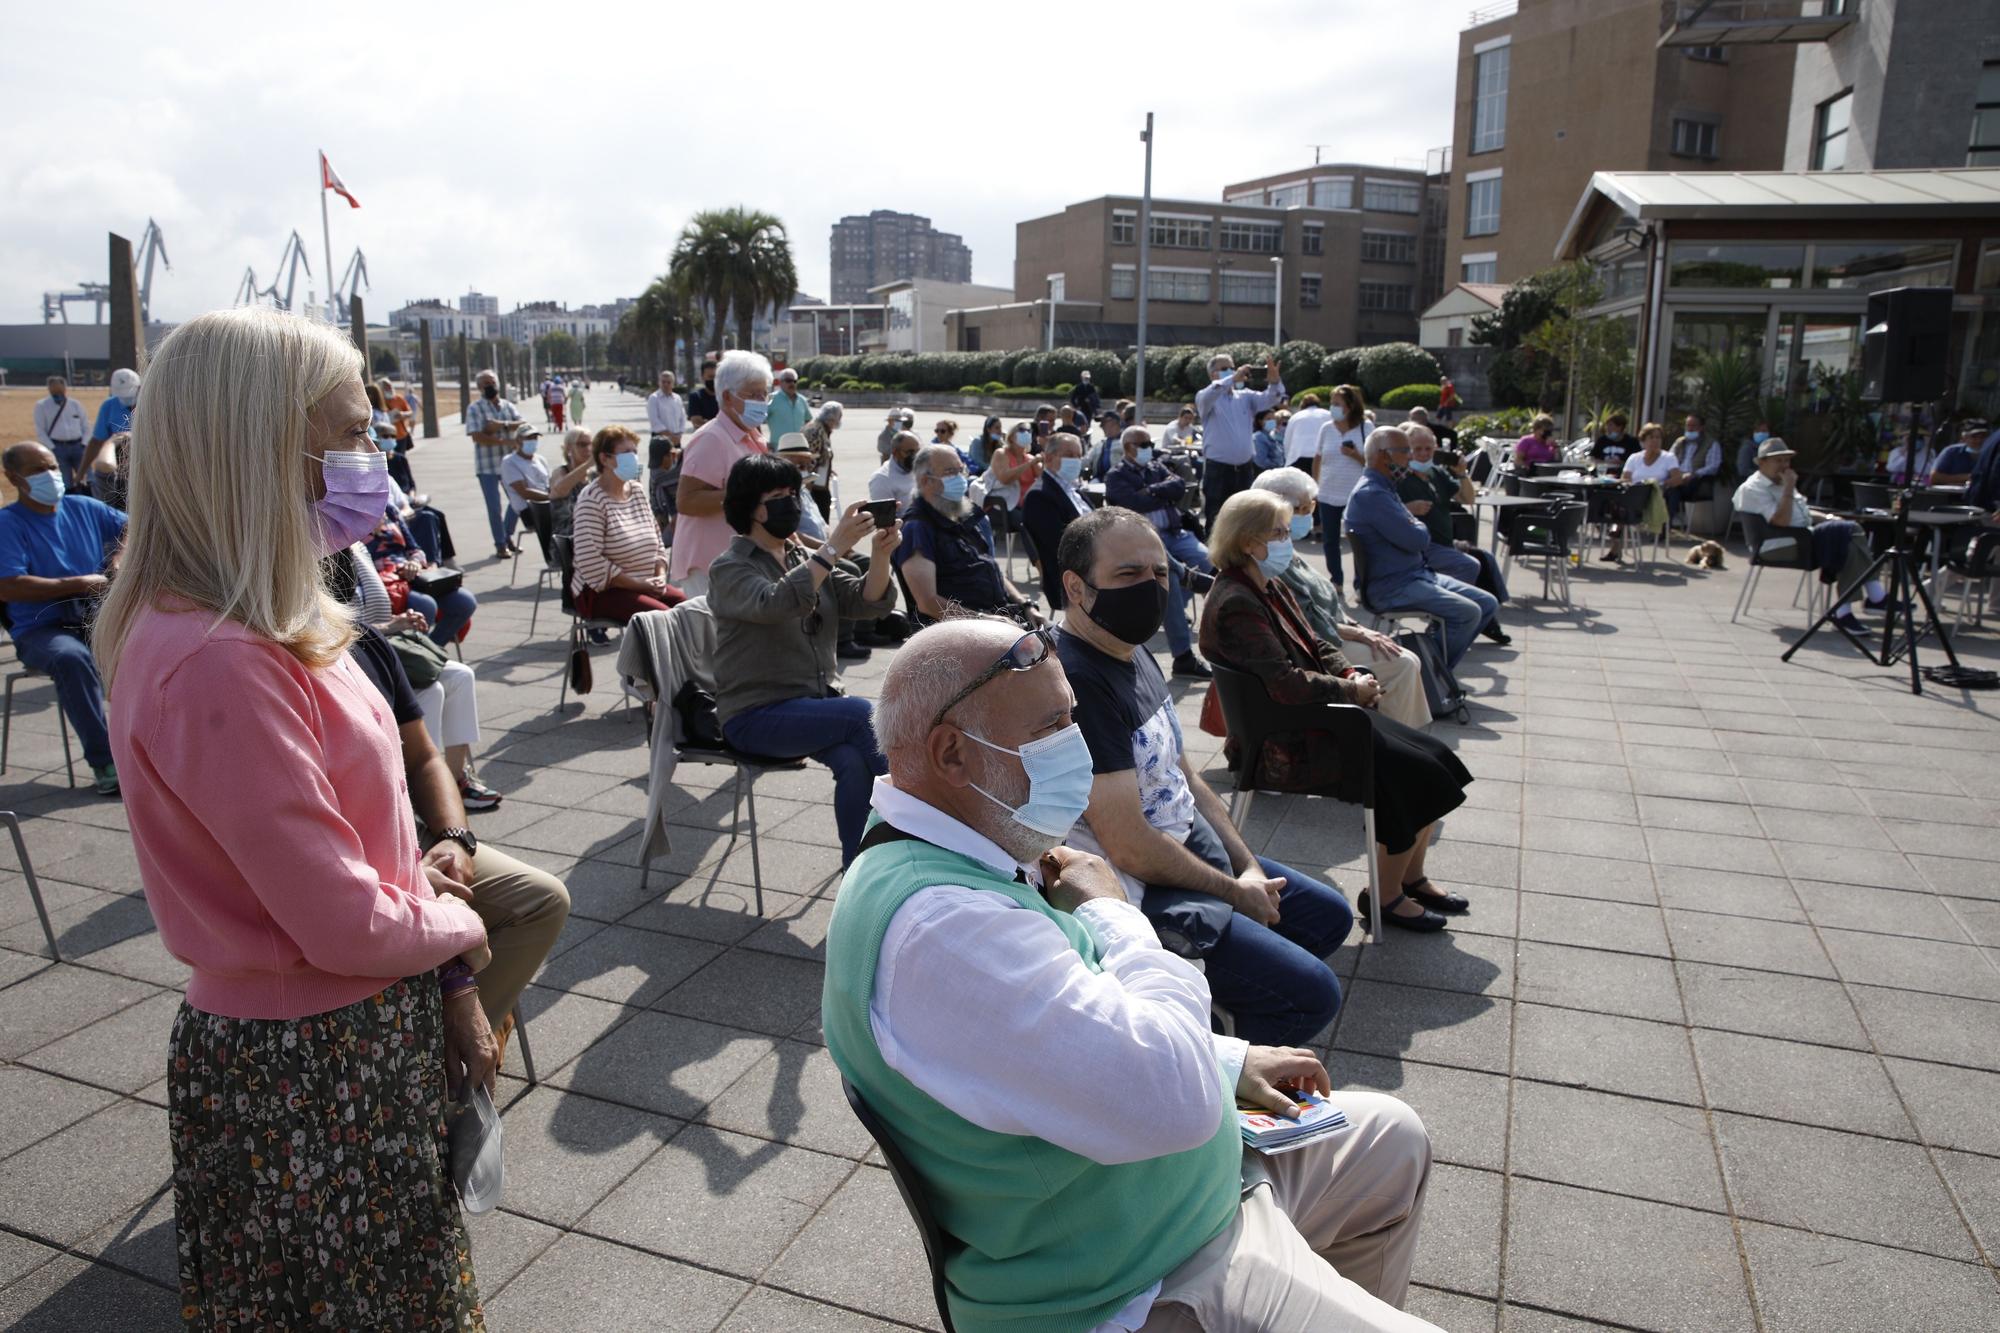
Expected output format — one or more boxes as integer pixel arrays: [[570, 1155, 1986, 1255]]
[[1135, 447, 1154, 467], [1056, 456, 1083, 483], [940, 473, 969, 503], [25, 469, 64, 506], [1289, 513, 1312, 541], [1257, 537, 1295, 580], [1410, 458, 1434, 473], [739, 398, 770, 427], [963, 724, 1095, 839]]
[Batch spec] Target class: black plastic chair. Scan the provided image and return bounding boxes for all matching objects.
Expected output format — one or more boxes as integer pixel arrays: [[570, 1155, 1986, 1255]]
[[1503, 501, 1587, 604], [1347, 541, 1449, 650], [841, 1077, 960, 1333], [1209, 663, 1384, 940], [1610, 483, 1664, 567], [1851, 482, 1896, 513], [1731, 510, 1822, 624]]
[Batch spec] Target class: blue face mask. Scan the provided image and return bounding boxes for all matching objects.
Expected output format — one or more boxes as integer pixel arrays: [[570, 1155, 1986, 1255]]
[[964, 723, 1096, 839], [1753, 431, 1770, 444], [1410, 458, 1433, 473], [1135, 448, 1154, 467], [940, 474, 969, 503], [26, 469, 64, 506], [1056, 456, 1083, 483], [614, 452, 642, 482], [1289, 513, 1312, 541], [739, 398, 770, 427], [520, 438, 539, 456], [1257, 537, 1294, 579]]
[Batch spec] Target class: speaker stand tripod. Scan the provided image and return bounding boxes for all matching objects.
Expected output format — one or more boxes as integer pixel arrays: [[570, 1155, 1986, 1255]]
[[1781, 504, 1960, 696]]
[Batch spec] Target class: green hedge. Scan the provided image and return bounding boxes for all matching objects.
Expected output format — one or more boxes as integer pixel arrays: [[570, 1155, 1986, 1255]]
[[1455, 408, 1534, 441], [1289, 386, 1341, 409], [1380, 383, 1442, 411], [1355, 344, 1442, 402]]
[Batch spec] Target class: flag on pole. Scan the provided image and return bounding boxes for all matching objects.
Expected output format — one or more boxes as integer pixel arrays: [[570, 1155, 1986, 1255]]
[[320, 151, 361, 209]]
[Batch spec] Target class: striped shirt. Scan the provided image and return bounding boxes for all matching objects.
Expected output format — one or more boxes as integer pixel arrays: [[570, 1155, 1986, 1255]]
[[571, 479, 667, 595], [345, 546, 395, 628], [464, 394, 521, 476]]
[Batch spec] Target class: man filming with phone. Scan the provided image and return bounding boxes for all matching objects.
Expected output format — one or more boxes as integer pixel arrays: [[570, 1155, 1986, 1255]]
[[1196, 352, 1287, 526]]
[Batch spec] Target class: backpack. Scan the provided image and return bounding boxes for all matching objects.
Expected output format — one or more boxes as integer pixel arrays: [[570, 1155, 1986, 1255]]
[[1396, 626, 1471, 724]]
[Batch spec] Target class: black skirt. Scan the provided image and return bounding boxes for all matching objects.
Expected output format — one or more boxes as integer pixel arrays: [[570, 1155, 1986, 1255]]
[[1368, 712, 1473, 855]]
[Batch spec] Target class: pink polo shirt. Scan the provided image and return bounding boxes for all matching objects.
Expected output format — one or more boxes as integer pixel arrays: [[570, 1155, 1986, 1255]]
[[110, 601, 486, 1020], [670, 415, 767, 582]]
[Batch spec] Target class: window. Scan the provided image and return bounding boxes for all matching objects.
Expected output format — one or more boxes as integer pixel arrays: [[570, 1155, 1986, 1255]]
[[1312, 177, 1353, 209], [1047, 274, 1066, 302], [1683, 45, 1727, 62], [1358, 282, 1412, 312], [1462, 257, 1498, 284], [1361, 230, 1418, 264], [1979, 240, 2000, 292], [1299, 274, 1322, 308], [1218, 220, 1285, 253], [1973, 62, 2000, 166], [1810, 241, 1955, 291], [1667, 241, 1804, 289], [1220, 271, 1277, 305], [1268, 183, 1308, 209], [1472, 44, 1509, 153], [1466, 174, 1502, 236], [1362, 179, 1422, 214], [1812, 91, 1852, 170], [1301, 223, 1324, 256], [1149, 216, 1211, 249], [1671, 117, 1719, 160], [1147, 268, 1212, 303], [1111, 210, 1136, 244], [1109, 266, 1136, 300]]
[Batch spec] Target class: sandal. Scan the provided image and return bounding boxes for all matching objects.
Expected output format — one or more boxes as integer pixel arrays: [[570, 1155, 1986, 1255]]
[[1403, 876, 1469, 915], [1355, 890, 1448, 933]]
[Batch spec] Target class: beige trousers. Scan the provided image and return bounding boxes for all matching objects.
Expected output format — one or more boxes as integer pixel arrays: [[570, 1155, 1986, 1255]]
[[1138, 1093, 1441, 1333], [1362, 648, 1430, 731], [466, 844, 571, 1030]]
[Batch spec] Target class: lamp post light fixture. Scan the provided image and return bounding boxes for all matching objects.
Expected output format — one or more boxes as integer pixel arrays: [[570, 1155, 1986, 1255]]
[[1270, 256, 1283, 347]]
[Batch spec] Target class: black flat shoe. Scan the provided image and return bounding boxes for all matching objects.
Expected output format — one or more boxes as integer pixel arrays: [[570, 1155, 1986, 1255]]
[[1356, 890, 1448, 933], [836, 640, 873, 661], [1479, 624, 1511, 645], [1173, 652, 1213, 680], [1403, 876, 1470, 915]]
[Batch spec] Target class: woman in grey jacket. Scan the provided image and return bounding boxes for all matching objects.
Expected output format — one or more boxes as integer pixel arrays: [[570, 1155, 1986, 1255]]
[[708, 452, 901, 865]]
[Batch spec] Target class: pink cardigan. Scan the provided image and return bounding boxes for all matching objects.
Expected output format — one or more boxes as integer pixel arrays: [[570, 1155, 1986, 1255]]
[[110, 603, 486, 1020]]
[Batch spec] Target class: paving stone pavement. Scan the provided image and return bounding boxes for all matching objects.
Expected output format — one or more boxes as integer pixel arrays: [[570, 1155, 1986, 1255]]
[[3, 385, 1999, 1331]]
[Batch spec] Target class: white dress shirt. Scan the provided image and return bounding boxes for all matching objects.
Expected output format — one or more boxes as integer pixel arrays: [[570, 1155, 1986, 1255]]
[[34, 395, 87, 447], [862, 777, 1249, 1333], [647, 389, 687, 436], [1285, 407, 1331, 466], [1052, 469, 1094, 517]]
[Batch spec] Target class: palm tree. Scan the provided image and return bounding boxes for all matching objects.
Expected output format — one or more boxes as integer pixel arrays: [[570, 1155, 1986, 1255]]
[[620, 275, 688, 382], [669, 207, 798, 354]]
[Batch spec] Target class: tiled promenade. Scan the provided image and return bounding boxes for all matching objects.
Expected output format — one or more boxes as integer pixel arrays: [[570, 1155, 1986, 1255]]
[[2, 390, 1997, 1330]]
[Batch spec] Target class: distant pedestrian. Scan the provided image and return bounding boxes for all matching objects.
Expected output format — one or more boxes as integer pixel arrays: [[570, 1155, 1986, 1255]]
[[466, 368, 527, 558], [81, 368, 140, 488], [766, 366, 813, 442], [33, 376, 88, 488], [687, 359, 720, 423], [1068, 370, 1101, 424], [543, 374, 567, 430], [567, 376, 585, 425]]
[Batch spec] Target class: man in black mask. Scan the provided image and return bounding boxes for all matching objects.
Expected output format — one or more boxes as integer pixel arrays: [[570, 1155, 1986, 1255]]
[[1051, 507, 1351, 1047], [1103, 425, 1212, 678], [687, 358, 721, 423]]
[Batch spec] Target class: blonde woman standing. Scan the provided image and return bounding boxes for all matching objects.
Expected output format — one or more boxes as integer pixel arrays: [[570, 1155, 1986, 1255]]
[[96, 307, 493, 1331]]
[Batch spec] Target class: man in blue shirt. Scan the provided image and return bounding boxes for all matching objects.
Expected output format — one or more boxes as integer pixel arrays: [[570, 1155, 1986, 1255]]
[[1105, 426, 1213, 678], [1344, 427, 1497, 671], [80, 368, 140, 495], [1195, 352, 1286, 526], [0, 443, 128, 794], [1930, 419, 1984, 488]]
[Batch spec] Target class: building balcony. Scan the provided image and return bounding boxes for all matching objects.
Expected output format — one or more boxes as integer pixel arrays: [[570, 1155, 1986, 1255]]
[[1657, 0, 1857, 48]]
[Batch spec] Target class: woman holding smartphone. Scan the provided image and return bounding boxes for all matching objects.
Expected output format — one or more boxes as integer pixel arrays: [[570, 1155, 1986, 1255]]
[[97, 307, 494, 1329], [1313, 384, 1369, 591]]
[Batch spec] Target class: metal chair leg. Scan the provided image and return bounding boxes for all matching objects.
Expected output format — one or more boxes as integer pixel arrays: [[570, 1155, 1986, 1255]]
[[743, 766, 766, 918], [1362, 806, 1383, 943], [510, 1004, 538, 1085], [1, 811, 61, 961], [728, 767, 745, 846], [2, 675, 15, 774], [1228, 788, 1253, 828], [56, 708, 74, 789], [1732, 565, 1760, 623]]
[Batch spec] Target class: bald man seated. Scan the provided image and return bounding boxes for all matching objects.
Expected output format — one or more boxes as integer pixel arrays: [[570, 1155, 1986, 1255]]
[[823, 617, 1437, 1332]]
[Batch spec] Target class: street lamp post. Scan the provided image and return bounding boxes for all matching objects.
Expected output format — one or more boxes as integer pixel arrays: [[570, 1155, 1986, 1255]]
[[1045, 278, 1056, 353], [1270, 256, 1283, 347], [1136, 111, 1155, 425]]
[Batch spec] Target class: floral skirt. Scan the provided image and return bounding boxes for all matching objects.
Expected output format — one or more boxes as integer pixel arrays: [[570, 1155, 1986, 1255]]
[[168, 976, 484, 1331]]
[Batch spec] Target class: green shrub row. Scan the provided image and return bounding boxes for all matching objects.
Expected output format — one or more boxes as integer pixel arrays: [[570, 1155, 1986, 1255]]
[[1454, 408, 1535, 441], [1379, 383, 1442, 411]]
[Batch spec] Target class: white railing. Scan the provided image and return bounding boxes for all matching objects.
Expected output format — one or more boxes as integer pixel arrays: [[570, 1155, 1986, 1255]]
[[1467, 1, 1517, 26]]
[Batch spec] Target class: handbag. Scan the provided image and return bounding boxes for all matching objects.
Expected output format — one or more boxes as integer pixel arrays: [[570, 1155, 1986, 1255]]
[[409, 566, 463, 598], [1198, 681, 1227, 738], [672, 679, 725, 749], [568, 626, 593, 695], [387, 629, 448, 690]]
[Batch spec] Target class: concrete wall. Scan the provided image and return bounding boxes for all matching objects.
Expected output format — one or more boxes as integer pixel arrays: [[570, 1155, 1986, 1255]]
[[1785, 0, 2000, 171]]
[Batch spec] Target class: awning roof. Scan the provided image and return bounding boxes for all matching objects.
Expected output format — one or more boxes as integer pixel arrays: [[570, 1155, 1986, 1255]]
[[1554, 168, 2000, 259]]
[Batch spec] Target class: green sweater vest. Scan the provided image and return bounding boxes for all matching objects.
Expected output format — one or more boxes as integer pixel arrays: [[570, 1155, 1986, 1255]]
[[822, 830, 1242, 1333]]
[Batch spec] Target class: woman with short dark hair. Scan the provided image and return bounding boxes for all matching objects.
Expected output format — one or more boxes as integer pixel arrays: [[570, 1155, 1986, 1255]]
[[708, 453, 902, 865]]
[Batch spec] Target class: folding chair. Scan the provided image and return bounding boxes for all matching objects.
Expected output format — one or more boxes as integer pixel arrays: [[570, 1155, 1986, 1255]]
[[1, 811, 61, 960], [1210, 665, 1383, 941], [1, 668, 77, 788], [841, 1077, 960, 1333]]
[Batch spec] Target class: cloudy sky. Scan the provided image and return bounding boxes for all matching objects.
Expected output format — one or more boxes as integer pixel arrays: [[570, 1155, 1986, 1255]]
[[3, 0, 1466, 326]]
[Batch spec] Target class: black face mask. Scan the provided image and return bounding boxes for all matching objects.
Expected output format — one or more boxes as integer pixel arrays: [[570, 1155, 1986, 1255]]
[[482, 384, 498, 399], [760, 495, 802, 540], [1083, 578, 1168, 646], [894, 453, 916, 471], [51, 392, 65, 404]]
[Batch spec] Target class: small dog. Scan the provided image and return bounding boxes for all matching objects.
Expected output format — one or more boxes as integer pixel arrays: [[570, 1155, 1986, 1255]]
[[1686, 540, 1728, 571]]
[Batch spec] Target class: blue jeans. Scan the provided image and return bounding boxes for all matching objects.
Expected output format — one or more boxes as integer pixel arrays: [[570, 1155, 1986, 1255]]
[[52, 442, 86, 489], [1380, 572, 1496, 670], [475, 472, 509, 551], [1148, 816, 1354, 1047], [722, 695, 887, 867], [1161, 527, 1212, 658], [1317, 503, 1346, 587], [406, 509, 445, 565], [1426, 541, 1510, 605], [404, 587, 478, 647], [14, 626, 112, 769]]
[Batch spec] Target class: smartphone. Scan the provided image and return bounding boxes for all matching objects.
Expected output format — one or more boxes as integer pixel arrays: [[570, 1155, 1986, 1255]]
[[865, 499, 899, 529]]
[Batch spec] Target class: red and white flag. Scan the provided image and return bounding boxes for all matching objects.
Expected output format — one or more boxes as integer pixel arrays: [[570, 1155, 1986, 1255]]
[[320, 151, 361, 209]]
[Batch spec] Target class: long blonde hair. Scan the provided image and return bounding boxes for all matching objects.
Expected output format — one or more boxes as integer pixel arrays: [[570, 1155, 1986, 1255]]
[[94, 307, 364, 689]]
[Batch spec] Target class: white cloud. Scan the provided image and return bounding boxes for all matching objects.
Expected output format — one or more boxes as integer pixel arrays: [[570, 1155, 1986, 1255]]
[[3, 0, 1466, 325]]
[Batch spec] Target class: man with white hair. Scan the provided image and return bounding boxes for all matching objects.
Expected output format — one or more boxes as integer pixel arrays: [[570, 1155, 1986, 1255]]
[[465, 368, 527, 559], [870, 430, 922, 508], [1195, 351, 1286, 524], [767, 365, 813, 443], [1400, 424, 1510, 645], [1344, 426, 1498, 670], [893, 444, 1041, 625], [672, 349, 773, 595], [1020, 431, 1094, 609], [824, 618, 1436, 1333], [647, 370, 687, 450]]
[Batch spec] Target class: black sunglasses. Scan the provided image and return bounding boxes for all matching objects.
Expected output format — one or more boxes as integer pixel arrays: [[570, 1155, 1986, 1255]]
[[930, 627, 1057, 729]]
